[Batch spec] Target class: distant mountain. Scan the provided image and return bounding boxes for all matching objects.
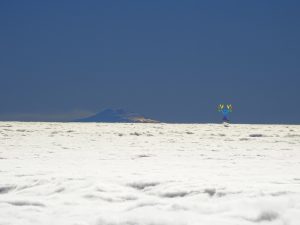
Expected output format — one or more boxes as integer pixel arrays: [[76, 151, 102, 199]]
[[73, 109, 160, 123]]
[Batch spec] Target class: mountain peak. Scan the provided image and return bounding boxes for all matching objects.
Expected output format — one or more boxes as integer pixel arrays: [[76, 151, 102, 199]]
[[74, 108, 159, 123]]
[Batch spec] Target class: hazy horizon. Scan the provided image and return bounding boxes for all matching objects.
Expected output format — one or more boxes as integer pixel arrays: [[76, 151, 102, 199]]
[[0, 107, 299, 125]]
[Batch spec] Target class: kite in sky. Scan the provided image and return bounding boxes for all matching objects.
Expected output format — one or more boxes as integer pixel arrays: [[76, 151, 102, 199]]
[[218, 104, 233, 122]]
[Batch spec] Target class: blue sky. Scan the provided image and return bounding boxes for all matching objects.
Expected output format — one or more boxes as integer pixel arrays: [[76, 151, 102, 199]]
[[0, 1, 299, 123]]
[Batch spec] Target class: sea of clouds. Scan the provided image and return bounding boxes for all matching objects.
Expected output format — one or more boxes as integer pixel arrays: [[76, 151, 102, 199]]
[[0, 122, 300, 225]]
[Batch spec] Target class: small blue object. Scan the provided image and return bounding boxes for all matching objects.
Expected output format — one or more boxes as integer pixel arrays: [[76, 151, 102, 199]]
[[218, 104, 232, 122]]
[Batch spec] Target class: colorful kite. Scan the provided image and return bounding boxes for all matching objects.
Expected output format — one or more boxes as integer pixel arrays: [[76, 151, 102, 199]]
[[218, 104, 233, 122]]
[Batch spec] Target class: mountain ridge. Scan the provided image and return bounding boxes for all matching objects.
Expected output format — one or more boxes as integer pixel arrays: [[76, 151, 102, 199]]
[[73, 109, 160, 123]]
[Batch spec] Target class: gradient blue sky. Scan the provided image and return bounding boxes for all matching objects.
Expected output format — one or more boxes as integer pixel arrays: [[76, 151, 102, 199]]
[[0, 0, 299, 123]]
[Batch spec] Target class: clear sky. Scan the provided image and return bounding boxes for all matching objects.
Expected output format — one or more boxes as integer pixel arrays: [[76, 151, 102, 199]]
[[0, 1, 299, 123]]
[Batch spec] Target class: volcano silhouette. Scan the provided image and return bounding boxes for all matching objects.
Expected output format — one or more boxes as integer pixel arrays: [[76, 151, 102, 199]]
[[74, 109, 159, 123]]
